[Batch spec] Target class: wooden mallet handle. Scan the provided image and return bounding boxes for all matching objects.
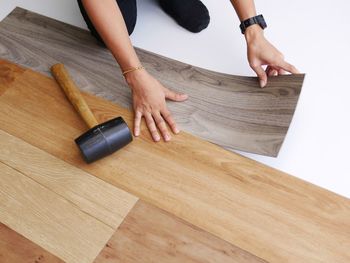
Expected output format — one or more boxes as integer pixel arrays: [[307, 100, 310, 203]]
[[51, 63, 99, 129]]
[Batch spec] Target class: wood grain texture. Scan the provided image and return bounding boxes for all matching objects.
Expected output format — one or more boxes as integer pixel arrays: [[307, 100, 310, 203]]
[[0, 161, 112, 263], [0, 129, 138, 229], [0, 129, 138, 263], [0, 61, 348, 263], [0, 60, 24, 95], [0, 7, 305, 157], [0, 222, 64, 263], [0, 108, 261, 263], [94, 200, 266, 263]]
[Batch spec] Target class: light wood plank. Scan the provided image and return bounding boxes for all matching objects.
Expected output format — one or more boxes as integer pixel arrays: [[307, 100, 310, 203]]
[[0, 162, 114, 263], [94, 200, 266, 263], [0, 7, 305, 157], [0, 129, 138, 229], [0, 222, 64, 263], [0, 127, 137, 263], [0, 61, 349, 262]]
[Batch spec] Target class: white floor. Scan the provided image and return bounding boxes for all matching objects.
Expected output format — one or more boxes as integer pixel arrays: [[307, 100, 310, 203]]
[[1, 0, 350, 198]]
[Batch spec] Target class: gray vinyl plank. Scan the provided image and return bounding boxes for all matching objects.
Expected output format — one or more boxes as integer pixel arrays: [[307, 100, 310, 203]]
[[0, 7, 304, 156]]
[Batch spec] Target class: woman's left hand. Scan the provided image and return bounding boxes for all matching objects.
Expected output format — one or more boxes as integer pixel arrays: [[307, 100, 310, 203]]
[[245, 24, 299, 88]]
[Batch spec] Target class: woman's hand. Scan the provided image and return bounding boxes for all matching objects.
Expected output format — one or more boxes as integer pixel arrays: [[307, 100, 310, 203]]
[[245, 25, 299, 87], [82, 0, 188, 142], [125, 69, 188, 142]]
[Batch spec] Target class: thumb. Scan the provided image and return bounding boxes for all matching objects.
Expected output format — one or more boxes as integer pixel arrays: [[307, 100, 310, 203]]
[[164, 88, 188, 102], [252, 65, 268, 88]]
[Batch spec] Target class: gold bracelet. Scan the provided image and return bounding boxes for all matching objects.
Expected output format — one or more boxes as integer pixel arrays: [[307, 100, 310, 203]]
[[122, 66, 144, 76]]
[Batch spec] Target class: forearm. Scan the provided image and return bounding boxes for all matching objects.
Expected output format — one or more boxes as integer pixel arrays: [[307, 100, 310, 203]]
[[230, 0, 263, 42], [81, 0, 140, 70], [229, 0, 257, 21]]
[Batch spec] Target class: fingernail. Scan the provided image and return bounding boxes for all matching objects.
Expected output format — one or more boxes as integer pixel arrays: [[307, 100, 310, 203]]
[[135, 130, 140, 136], [175, 128, 180, 134], [164, 134, 171, 141], [259, 80, 266, 88], [181, 94, 188, 99], [154, 135, 160, 141]]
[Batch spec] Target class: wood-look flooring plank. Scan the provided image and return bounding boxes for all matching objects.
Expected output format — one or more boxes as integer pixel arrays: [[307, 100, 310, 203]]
[[0, 129, 138, 229], [0, 128, 138, 263], [0, 125, 258, 263], [0, 222, 64, 263], [0, 61, 348, 262], [0, 60, 24, 95], [0, 7, 305, 157], [94, 200, 266, 263], [0, 162, 114, 263]]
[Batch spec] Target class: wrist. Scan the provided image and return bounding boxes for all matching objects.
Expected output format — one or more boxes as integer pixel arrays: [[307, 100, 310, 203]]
[[111, 49, 142, 76], [244, 24, 264, 43], [124, 67, 147, 88]]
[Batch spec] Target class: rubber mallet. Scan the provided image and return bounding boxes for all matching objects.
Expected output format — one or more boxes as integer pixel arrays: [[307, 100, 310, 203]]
[[51, 63, 132, 163]]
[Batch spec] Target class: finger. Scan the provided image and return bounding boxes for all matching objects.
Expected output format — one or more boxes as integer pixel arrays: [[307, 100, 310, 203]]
[[134, 110, 142, 136], [252, 65, 268, 88], [278, 61, 300, 74], [278, 68, 286, 75], [144, 112, 160, 142], [270, 70, 278, 76], [153, 112, 171, 141], [164, 88, 188, 102], [161, 108, 179, 134], [266, 66, 277, 77]]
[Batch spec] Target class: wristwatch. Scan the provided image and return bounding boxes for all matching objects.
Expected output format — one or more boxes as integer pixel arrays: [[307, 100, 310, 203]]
[[240, 14, 267, 34]]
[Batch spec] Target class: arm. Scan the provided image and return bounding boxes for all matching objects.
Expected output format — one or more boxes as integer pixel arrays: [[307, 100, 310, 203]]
[[81, 0, 188, 141], [230, 0, 299, 87]]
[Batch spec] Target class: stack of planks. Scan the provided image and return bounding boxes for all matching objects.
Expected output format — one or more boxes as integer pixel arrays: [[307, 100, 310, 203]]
[[0, 60, 349, 263]]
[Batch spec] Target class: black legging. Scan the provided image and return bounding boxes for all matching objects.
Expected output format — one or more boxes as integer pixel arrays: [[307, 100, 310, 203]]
[[77, 0, 137, 42], [77, 0, 210, 45]]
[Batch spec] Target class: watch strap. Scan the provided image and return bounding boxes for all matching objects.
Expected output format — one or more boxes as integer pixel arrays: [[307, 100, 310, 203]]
[[240, 14, 267, 34]]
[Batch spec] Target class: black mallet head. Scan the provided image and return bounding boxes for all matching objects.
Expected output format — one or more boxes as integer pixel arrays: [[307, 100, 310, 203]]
[[75, 117, 133, 163]]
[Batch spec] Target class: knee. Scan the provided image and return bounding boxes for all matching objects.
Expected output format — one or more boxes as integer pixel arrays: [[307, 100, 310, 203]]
[[158, 0, 210, 33], [187, 2, 210, 33]]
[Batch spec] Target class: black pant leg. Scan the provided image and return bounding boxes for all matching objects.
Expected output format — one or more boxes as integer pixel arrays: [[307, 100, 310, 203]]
[[77, 0, 137, 45], [158, 0, 210, 33]]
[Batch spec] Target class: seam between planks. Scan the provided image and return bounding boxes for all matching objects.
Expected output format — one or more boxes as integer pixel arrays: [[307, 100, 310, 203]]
[[0, 160, 117, 232], [0, 129, 264, 261], [0, 129, 139, 230]]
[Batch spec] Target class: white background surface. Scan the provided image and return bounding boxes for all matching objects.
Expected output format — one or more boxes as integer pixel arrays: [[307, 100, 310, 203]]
[[1, 0, 349, 198]]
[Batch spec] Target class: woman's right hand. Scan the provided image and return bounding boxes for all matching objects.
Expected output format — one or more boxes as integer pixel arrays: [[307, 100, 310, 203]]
[[125, 69, 188, 142], [81, 1, 187, 141]]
